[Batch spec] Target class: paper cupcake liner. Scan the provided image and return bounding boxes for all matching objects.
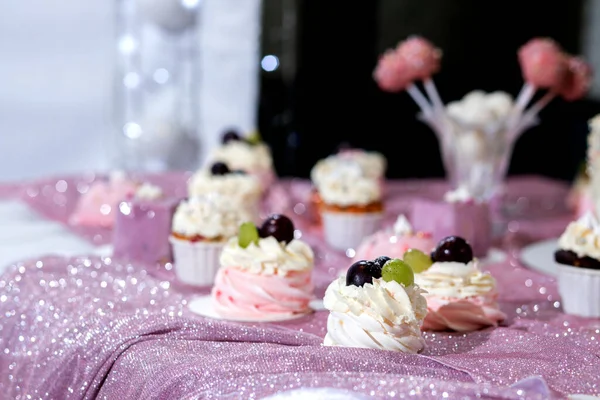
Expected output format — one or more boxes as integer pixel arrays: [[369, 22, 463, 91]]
[[170, 236, 225, 287], [321, 211, 383, 251], [558, 265, 600, 318]]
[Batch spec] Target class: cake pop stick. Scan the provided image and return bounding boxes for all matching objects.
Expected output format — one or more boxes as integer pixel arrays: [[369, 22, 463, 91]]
[[396, 36, 445, 119], [514, 55, 593, 135], [373, 47, 435, 120]]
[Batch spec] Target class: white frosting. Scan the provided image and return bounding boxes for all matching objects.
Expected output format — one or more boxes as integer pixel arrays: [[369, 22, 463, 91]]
[[317, 165, 382, 207], [557, 212, 600, 259], [310, 150, 386, 188], [446, 90, 513, 129], [444, 186, 474, 203], [414, 261, 497, 299], [134, 183, 164, 200], [219, 236, 314, 276], [171, 195, 252, 239], [187, 168, 262, 206], [393, 214, 412, 236], [323, 276, 427, 353], [207, 141, 273, 172]]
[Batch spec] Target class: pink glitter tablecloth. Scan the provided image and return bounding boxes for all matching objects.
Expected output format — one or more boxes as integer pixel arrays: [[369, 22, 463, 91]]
[[1, 174, 599, 399]]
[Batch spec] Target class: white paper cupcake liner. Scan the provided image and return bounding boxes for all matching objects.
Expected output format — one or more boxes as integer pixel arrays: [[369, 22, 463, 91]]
[[170, 236, 225, 286], [321, 211, 383, 251], [558, 264, 600, 318]]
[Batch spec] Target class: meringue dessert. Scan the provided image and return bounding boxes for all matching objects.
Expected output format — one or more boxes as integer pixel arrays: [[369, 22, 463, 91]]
[[323, 256, 427, 353], [211, 214, 315, 321], [354, 214, 435, 262], [413, 236, 505, 332]]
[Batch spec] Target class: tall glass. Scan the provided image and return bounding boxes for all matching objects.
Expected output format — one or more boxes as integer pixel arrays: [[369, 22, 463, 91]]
[[112, 0, 201, 172]]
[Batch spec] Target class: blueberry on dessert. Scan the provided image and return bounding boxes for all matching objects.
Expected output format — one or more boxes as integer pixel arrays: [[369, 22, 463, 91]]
[[259, 213, 295, 244], [414, 235, 505, 332], [221, 129, 243, 144], [210, 161, 231, 176], [323, 255, 427, 352], [430, 235, 473, 264]]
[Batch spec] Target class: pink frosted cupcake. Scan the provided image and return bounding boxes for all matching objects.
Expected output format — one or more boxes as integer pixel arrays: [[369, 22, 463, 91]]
[[70, 171, 138, 228], [414, 236, 505, 332], [354, 214, 435, 261], [211, 214, 315, 321], [205, 130, 276, 192]]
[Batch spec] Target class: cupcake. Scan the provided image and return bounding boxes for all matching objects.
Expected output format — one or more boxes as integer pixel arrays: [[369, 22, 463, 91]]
[[317, 163, 384, 251], [354, 214, 435, 261], [187, 161, 262, 221], [310, 148, 386, 223], [323, 256, 427, 353], [112, 182, 180, 267], [70, 171, 138, 228], [411, 186, 492, 258], [211, 214, 315, 321], [170, 193, 253, 286], [554, 212, 600, 317], [411, 236, 505, 332], [205, 129, 276, 191]]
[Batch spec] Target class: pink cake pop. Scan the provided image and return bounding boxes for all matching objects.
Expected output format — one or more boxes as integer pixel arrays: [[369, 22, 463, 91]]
[[518, 38, 568, 90], [373, 49, 412, 92], [395, 36, 442, 80], [560, 56, 593, 101]]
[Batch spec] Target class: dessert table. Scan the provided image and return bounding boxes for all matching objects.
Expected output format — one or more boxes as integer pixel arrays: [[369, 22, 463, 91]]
[[0, 173, 599, 399]]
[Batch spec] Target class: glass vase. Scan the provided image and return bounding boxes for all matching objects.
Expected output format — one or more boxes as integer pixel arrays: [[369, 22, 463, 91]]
[[111, 0, 201, 173]]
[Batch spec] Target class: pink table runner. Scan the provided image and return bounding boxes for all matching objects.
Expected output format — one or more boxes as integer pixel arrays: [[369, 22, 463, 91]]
[[1, 174, 598, 399]]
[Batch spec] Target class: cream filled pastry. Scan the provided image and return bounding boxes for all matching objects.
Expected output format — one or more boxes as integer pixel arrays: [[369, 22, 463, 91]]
[[323, 256, 427, 353], [211, 214, 315, 321], [414, 236, 505, 332], [555, 212, 600, 268]]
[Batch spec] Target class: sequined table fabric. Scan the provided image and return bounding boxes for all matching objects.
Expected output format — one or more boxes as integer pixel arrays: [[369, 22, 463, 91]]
[[2, 174, 598, 399]]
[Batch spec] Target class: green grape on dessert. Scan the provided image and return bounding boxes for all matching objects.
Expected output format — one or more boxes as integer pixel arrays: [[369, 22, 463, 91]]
[[246, 130, 263, 145], [403, 248, 433, 273], [238, 222, 260, 248], [381, 259, 414, 287]]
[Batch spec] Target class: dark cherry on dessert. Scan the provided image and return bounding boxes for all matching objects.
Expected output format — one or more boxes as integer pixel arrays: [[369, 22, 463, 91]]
[[373, 256, 391, 269], [346, 260, 382, 287], [222, 130, 243, 144], [259, 214, 295, 244], [555, 249, 600, 270], [211, 162, 231, 176], [431, 236, 473, 264]]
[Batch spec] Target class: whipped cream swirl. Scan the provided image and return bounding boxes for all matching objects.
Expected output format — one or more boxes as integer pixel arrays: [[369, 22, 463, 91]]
[[558, 212, 600, 259], [414, 261, 496, 298], [311, 150, 385, 188], [187, 169, 262, 205], [134, 183, 164, 200], [316, 164, 382, 207], [208, 141, 273, 172], [219, 236, 314, 276], [172, 195, 252, 239], [323, 277, 427, 353]]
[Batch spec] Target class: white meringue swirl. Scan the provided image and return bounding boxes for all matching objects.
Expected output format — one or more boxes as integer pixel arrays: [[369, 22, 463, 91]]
[[323, 277, 427, 353], [557, 212, 600, 259]]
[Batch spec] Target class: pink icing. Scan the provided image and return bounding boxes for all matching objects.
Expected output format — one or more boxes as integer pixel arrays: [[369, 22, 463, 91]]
[[69, 179, 137, 228], [211, 266, 314, 321], [422, 293, 506, 332], [373, 49, 413, 92], [353, 230, 435, 261], [518, 37, 567, 89], [559, 56, 593, 101], [395, 36, 441, 80]]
